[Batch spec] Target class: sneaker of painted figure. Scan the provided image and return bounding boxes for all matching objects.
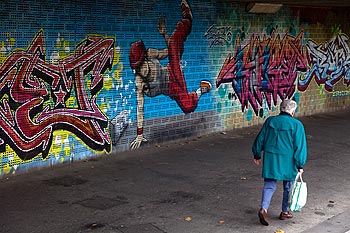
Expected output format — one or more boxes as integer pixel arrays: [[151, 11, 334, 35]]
[[181, 0, 193, 21], [200, 80, 211, 94]]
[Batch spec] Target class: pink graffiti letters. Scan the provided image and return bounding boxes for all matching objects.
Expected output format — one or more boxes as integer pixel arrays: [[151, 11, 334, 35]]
[[216, 32, 307, 115], [0, 30, 113, 160]]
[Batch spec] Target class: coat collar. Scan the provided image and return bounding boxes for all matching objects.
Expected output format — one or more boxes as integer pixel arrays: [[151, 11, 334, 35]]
[[279, 111, 293, 117]]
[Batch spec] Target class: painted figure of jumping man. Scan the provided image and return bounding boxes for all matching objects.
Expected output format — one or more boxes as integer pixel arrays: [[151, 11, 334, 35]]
[[129, 0, 211, 149]]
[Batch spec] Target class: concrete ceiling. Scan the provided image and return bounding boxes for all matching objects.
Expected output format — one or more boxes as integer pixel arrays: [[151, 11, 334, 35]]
[[228, 0, 350, 8]]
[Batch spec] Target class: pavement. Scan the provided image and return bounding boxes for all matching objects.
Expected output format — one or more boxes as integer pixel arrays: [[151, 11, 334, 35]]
[[1, 110, 350, 233]]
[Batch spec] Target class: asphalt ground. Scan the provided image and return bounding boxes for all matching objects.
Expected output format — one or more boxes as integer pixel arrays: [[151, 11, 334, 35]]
[[1, 110, 350, 233]]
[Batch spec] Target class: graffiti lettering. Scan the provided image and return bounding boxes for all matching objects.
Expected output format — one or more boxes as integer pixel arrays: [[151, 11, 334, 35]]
[[0, 30, 114, 160], [299, 34, 350, 92], [204, 25, 232, 47], [216, 32, 307, 115]]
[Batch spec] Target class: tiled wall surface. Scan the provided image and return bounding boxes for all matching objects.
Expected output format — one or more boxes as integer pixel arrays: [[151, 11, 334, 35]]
[[0, 0, 350, 176]]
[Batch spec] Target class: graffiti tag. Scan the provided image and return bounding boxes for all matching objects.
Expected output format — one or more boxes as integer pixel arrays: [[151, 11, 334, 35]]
[[204, 25, 232, 47]]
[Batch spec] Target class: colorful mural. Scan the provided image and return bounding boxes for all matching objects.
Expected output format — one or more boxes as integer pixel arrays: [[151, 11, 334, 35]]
[[0, 0, 349, 176], [299, 34, 350, 92], [214, 30, 350, 116], [215, 31, 307, 115], [0, 30, 114, 160], [128, 0, 212, 149]]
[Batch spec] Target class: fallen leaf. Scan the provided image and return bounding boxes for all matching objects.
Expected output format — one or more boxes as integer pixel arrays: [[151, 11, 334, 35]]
[[184, 217, 192, 222], [275, 230, 285, 233]]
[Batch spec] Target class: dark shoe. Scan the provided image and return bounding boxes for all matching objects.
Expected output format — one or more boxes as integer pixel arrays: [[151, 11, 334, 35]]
[[279, 211, 293, 220], [258, 208, 269, 226]]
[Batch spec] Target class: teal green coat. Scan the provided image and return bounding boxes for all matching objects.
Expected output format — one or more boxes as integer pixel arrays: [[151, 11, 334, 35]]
[[252, 112, 307, 181]]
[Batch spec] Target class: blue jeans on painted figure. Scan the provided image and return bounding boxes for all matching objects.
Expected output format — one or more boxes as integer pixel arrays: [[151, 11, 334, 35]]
[[261, 179, 294, 212]]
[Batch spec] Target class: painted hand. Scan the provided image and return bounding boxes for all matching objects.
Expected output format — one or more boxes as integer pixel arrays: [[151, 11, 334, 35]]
[[158, 17, 167, 36], [130, 134, 148, 149]]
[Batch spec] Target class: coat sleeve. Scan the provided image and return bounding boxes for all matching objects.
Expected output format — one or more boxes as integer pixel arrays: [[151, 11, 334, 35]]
[[293, 122, 307, 169], [252, 118, 270, 159]]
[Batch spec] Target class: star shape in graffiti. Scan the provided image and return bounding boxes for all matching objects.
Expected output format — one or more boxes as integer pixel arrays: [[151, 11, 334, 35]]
[[54, 85, 67, 107]]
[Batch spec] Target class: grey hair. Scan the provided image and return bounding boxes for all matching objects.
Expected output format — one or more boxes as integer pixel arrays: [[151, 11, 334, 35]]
[[280, 99, 297, 115]]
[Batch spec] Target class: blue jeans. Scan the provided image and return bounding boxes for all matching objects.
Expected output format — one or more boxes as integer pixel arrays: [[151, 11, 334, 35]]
[[261, 179, 294, 212]]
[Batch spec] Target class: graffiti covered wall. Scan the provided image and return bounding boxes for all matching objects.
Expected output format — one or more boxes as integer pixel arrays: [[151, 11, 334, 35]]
[[0, 0, 350, 176], [212, 4, 350, 129]]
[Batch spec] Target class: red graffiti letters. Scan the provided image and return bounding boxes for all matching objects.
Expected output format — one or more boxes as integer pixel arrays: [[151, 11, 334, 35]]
[[0, 30, 113, 160]]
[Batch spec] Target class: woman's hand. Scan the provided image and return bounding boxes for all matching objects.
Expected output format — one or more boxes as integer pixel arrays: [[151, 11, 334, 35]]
[[253, 158, 260, 165]]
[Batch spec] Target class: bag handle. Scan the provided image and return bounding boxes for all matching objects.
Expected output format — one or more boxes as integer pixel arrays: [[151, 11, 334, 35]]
[[295, 172, 304, 182]]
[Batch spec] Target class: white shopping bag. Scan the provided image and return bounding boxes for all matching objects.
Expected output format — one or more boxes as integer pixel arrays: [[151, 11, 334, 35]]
[[289, 172, 307, 212]]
